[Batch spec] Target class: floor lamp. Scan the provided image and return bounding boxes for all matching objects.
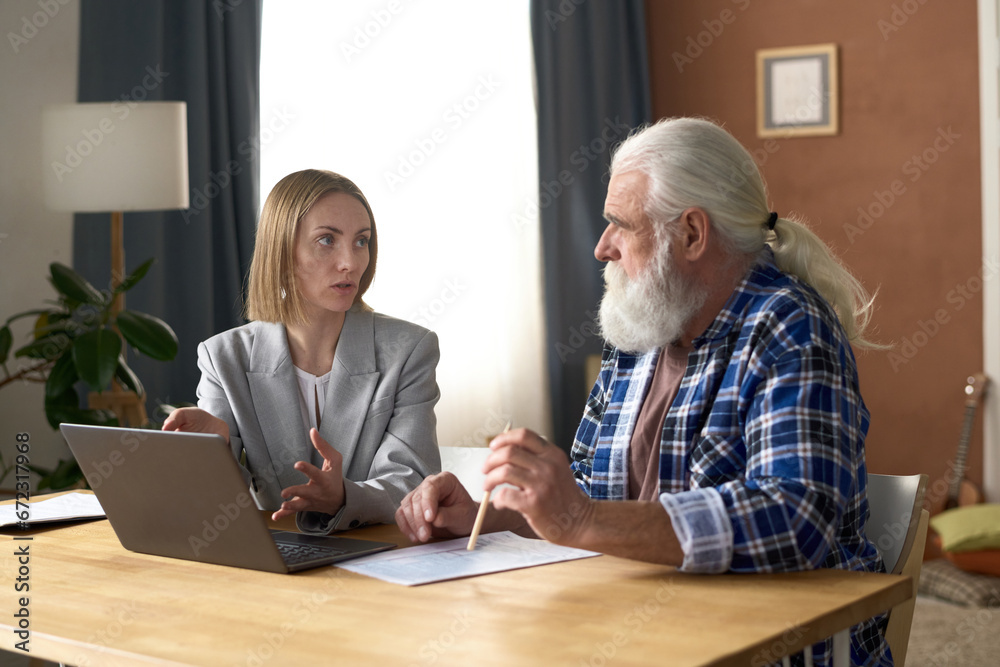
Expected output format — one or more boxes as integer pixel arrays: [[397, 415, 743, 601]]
[[41, 101, 189, 425]]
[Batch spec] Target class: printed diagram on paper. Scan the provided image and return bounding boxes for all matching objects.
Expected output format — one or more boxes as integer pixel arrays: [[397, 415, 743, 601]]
[[336, 531, 599, 585]]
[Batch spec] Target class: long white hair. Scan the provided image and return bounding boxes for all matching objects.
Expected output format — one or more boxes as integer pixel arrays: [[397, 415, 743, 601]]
[[609, 117, 879, 347]]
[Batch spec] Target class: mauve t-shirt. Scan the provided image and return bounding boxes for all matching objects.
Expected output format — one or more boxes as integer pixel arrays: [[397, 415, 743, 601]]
[[628, 345, 689, 501]]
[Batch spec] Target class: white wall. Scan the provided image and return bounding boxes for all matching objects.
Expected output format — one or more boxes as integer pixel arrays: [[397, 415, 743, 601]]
[[0, 0, 80, 477], [980, 0, 1000, 502]]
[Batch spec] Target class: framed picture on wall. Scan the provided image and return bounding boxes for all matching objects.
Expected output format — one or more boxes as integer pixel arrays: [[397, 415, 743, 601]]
[[756, 43, 839, 138]]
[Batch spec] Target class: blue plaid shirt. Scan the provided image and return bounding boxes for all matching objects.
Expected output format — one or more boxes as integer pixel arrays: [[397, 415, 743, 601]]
[[571, 249, 890, 666]]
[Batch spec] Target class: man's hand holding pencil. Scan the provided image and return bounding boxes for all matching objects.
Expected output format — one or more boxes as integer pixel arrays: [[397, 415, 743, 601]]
[[396, 424, 594, 548]]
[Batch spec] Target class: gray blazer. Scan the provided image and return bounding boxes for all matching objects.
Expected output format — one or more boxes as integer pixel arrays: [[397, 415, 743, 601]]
[[196, 307, 441, 533]]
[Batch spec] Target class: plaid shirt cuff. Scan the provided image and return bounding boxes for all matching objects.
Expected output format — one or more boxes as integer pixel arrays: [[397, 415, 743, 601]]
[[659, 488, 733, 573]]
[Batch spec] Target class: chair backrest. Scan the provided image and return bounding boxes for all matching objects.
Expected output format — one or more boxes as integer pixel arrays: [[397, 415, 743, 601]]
[[885, 508, 929, 666], [866, 473, 929, 666], [866, 473, 928, 574], [440, 446, 490, 497]]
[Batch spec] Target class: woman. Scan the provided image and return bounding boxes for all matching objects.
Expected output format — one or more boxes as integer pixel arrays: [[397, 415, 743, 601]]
[[163, 169, 441, 534]]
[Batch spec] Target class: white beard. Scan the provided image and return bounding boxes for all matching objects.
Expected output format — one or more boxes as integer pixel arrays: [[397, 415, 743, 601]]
[[598, 242, 708, 353]]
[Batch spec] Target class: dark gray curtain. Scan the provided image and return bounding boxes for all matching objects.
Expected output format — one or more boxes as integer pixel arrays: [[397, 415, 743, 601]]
[[74, 0, 261, 414], [531, 1, 652, 449]]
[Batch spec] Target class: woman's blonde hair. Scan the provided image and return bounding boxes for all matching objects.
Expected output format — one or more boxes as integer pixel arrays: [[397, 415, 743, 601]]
[[610, 117, 880, 348], [245, 169, 378, 324]]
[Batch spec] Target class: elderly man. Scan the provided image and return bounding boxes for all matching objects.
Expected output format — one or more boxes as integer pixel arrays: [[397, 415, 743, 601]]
[[396, 117, 890, 666]]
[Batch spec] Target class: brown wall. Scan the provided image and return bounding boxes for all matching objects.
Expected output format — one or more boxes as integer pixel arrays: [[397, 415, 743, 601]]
[[645, 0, 984, 505]]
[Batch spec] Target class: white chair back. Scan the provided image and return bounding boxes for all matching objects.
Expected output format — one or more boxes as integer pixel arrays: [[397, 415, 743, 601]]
[[866, 473, 928, 574], [439, 446, 491, 497]]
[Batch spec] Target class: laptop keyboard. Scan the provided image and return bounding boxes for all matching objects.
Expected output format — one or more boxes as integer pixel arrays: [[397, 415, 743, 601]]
[[277, 541, 348, 566]]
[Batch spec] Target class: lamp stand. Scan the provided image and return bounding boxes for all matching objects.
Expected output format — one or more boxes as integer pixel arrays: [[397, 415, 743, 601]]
[[110, 210, 125, 318], [89, 385, 148, 427], [87, 210, 148, 427]]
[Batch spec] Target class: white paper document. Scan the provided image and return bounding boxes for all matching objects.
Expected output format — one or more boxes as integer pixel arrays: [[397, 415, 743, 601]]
[[336, 531, 599, 586], [0, 492, 105, 528]]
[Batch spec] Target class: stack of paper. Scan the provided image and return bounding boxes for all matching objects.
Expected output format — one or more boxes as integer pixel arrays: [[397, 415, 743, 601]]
[[0, 492, 105, 528]]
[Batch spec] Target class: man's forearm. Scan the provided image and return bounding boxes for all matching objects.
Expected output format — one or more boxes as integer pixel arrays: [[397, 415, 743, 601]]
[[571, 500, 684, 565]]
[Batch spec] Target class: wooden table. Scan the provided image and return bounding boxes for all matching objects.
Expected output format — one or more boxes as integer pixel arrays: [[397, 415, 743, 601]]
[[0, 495, 911, 666]]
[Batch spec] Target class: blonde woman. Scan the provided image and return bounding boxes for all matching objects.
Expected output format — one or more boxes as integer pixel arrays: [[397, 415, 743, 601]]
[[165, 169, 440, 534]]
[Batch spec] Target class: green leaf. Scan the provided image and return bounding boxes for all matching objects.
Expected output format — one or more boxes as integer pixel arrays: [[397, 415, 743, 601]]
[[44, 386, 118, 429], [34, 312, 51, 339], [115, 357, 144, 397], [72, 328, 122, 390], [44, 385, 81, 429], [45, 351, 78, 398], [0, 325, 11, 364], [4, 308, 51, 326], [33, 312, 74, 338], [15, 333, 70, 360], [50, 262, 105, 306], [114, 257, 155, 294], [117, 310, 178, 361]]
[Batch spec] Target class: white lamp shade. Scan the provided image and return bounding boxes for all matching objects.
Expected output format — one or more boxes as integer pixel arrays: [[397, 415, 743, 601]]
[[42, 102, 190, 212]]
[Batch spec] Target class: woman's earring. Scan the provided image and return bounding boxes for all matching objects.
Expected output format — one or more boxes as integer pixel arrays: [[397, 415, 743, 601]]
[[280, 287, 287, 300]]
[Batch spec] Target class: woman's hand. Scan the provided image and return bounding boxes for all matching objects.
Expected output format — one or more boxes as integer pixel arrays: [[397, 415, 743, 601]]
[[271, 428, 346, 521], [161, 407, 230, 443]]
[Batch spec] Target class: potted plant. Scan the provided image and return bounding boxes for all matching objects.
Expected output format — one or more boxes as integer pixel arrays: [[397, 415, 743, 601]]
[[0, 260, 178, 489]]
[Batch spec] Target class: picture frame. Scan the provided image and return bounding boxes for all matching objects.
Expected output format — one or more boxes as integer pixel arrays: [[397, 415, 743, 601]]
[[756, 43, 839, 138]]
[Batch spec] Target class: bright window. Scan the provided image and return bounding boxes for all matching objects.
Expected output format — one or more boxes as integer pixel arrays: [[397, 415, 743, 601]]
[[260, 1, 550, 446]]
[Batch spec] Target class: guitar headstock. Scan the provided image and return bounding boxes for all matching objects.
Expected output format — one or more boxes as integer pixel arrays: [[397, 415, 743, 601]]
[[964, 373, 991, 405]]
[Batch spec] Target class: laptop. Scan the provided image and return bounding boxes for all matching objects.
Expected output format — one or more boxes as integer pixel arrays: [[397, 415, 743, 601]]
[[60, 423, 396, 573]]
